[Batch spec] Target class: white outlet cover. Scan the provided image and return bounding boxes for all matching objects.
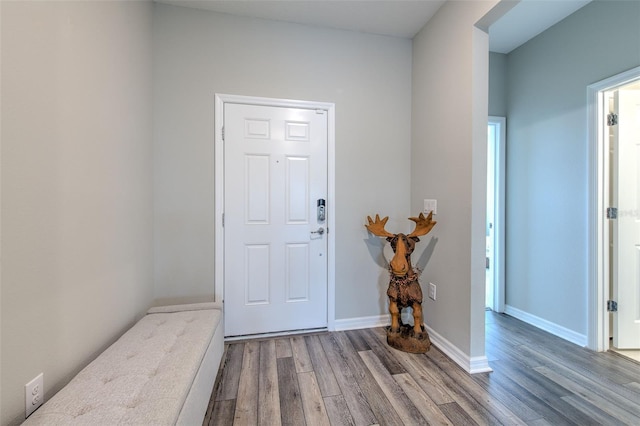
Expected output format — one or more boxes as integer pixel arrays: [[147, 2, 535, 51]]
[[25, 373, 44, 418], [428, 283, 436, 300]]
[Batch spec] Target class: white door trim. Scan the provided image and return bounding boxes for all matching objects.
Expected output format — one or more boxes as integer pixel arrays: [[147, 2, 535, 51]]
[[214, 93, 336, 331], [587, 66, 640, 351], [488, 116, 506, 313]]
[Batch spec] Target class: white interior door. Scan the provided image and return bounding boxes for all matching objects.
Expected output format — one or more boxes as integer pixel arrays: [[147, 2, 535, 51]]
[[612, 83, 640, 349], [486, 116, 505, 313], [486, 123, 496, 310], [224, 102, 328, 337]]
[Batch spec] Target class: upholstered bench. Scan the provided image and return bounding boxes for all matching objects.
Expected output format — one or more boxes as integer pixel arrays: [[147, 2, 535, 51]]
[[23, 302, 224, 425]]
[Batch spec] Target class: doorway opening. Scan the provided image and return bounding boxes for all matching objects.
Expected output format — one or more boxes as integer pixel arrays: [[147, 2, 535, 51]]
[[588, 66, 640, 360], [486, 116, 506, 313]]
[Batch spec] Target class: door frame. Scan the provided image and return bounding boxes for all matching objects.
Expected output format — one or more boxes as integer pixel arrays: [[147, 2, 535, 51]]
[[587, 66, 640, 351], [487, 116, 506, 313], [214, 93, 336, 332]]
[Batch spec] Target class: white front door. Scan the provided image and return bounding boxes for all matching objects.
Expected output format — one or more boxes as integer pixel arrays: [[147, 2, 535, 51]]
[[612, 82, 640, 349], [223, 102, 328, 337]]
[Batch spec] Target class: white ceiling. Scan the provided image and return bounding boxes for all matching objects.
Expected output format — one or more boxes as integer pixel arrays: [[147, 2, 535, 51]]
[[489, 0, 591, 53], [156, 0, 592, 54], [156, 0, 446, 39]]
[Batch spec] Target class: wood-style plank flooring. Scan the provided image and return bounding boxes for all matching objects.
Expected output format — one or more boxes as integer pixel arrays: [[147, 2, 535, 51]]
[[203, 312, 640, 425]]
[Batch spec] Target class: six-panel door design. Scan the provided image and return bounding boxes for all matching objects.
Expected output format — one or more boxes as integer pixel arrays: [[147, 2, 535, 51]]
[[224, 103, 328, 336]]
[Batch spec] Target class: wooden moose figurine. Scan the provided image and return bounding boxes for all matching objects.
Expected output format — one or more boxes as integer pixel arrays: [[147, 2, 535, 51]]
[[366, 212, 436, 353]]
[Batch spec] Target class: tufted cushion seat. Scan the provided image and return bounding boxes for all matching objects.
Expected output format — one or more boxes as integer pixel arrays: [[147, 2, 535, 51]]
[[23, 302, 224, 425]]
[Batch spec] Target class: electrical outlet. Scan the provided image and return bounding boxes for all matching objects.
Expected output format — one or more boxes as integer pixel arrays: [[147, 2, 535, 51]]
[[25, 373, 44, 418], [428, 283, 437, 300]]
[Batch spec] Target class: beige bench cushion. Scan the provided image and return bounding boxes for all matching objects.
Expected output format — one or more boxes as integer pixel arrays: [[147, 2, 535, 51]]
[[24, 306, 221, 425]]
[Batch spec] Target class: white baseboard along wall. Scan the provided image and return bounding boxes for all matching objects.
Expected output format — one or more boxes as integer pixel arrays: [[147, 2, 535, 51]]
[[334, 314, 492, 374], [504, 305, 588, 347]]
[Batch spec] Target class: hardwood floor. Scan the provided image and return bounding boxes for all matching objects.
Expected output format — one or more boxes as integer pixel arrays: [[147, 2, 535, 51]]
[[203, 312, 640, 425]]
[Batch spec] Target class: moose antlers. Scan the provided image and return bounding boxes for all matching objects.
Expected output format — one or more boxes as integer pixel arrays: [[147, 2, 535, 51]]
[[408, 212, 436, 237], [366, 214, 394, 237], [366, 212, 436, 238]]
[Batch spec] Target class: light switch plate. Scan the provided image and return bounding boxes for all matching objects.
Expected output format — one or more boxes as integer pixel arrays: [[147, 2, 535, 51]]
[[423, 199, 437, 215]]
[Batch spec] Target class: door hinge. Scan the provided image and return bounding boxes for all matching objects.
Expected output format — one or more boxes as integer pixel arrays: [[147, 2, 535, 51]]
[[607, 207, 618, 219], [486, 257, 490, 269], [607, 300, 618, 312], [221, 126, 225, 141], [607, 112, 618, 126], [222, 213, 225, 227]]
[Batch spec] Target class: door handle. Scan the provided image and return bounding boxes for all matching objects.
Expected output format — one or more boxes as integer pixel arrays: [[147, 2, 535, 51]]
[[311, 227, 325, 235]]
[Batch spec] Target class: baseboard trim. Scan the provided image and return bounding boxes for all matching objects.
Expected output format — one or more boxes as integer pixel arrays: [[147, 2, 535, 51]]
[[504, 305, 588, 347], [425, 325, 492, 374], [334, 314, 388, 331], [334, 315, 492, 374]]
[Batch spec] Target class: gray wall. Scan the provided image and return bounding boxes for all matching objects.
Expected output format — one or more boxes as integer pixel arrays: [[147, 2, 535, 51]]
[[152, 4, 413, 319], [505, 0, 640, 336], [489, 52, 507, 117], [412, 0, 497, 359], [1, 1, 153, 424]]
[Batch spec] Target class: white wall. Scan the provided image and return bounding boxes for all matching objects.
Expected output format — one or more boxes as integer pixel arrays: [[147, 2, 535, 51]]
[[411, 1, 497, 362], [0, 2, 153, 424], [152, 4, 413, 319], [505, 0, 640, 338]]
